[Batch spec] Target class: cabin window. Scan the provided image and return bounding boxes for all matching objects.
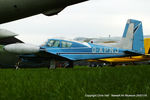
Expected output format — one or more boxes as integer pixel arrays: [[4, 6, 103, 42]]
[[61, 41, 72, 48], [61, 41, 67, 48], [47, 40, 60, 47], [47, 40, 54, 47], [66, 42, 72, 47], [53, 41, 60, 47]]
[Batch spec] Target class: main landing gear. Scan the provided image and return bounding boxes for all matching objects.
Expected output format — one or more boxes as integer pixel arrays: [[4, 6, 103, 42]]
[[49, 59, 56, 69], [49, 60, 74, 69], [66, 60, 74, 68], [15, 58, 22, 70]]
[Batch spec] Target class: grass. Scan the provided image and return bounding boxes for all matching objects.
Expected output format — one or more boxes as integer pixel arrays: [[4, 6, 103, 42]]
[[0, 65, 149, 100]]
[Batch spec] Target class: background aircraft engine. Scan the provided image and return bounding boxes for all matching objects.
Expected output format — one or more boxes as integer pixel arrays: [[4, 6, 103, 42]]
[[4, 43, 40, 54]]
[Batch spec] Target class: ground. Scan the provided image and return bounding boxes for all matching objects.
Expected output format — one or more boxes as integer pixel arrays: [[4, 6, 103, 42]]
[[0, 65, 149, 100]]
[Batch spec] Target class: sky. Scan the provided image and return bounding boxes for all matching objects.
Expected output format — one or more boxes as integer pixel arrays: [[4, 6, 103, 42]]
[[0, 0, 150, 45]]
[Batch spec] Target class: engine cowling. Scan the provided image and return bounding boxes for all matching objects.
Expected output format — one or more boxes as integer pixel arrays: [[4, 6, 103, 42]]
[[4, 43, 40, 54]]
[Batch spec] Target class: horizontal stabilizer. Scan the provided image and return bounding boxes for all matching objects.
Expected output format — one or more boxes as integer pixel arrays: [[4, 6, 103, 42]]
[[124, 51, 143, 56]]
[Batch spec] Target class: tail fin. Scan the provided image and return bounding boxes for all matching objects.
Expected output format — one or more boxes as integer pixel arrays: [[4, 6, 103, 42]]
[[119, 19, 145, 54]]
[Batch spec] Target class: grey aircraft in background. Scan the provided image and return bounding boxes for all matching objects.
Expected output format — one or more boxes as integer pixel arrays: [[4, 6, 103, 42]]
[[0, 0, 88, 24]]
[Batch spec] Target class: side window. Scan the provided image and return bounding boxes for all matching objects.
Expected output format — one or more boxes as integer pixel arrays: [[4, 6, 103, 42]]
[[62, 41, 67, 48], [61, 41, 72, 48], [53, 41, 60, 47], [47, 40, 60, 47], [66, 42, 72, 48]]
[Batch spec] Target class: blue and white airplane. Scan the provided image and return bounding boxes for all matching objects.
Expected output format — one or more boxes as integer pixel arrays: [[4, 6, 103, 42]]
[[3, 19, 145, 68]]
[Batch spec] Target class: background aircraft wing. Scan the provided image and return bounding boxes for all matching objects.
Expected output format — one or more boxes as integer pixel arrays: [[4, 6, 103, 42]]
[[0, 29, 23, 45], [0, 37, 23, 45]]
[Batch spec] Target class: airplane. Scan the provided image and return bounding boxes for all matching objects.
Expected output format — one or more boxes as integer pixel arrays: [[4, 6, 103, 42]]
[[88, 19, 150, 66], [74, 36, 121, 43], [1, 19, 145, 69], [88, 38, 150, 66], [0, 0, 88, 24]]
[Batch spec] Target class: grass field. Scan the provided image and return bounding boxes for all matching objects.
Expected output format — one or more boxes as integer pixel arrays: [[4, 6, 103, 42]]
[[0, 65, 150, 100]]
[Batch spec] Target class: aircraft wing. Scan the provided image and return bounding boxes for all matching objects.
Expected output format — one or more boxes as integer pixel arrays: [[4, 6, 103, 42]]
[[37, 48, 71, 60], [0, 29, 23, 45], [20, 49, 70, 62], [0, 37, 23, 45], [0, 0, 88, 24]]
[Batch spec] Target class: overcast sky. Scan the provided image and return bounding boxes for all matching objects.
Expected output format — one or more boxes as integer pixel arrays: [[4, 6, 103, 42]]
[[0, 0, 150, 45]]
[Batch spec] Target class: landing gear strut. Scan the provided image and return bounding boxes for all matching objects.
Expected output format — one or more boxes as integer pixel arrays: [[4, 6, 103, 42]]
[[49, 60, 74, 69], [49, 59, 56, 69], [66, 61, 74, 68], [15, 58, 22, 70]]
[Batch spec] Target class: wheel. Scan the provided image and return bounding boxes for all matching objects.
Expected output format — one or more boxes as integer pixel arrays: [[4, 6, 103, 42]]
[[49, 59, 56, 69], [15, 58, 22, 69], [66, 61, 74, 68], [109, 63, 116, 67]]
